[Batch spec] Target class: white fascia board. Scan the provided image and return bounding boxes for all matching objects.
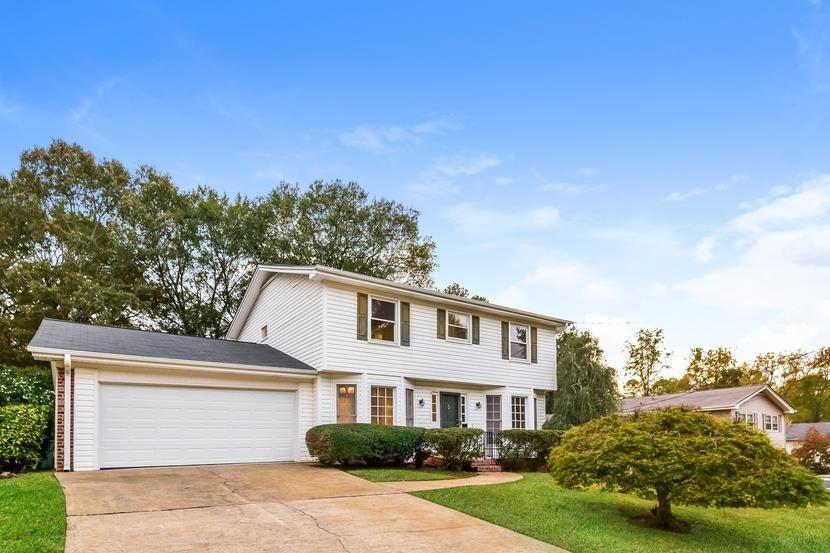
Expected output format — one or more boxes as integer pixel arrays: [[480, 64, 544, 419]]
[[28, 347, 318, 379]]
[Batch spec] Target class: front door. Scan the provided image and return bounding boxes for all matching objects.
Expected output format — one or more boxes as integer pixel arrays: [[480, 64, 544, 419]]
[[439, 393, 460, 428]]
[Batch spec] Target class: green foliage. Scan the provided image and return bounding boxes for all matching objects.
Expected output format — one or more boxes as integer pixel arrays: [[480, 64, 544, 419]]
[[424, 427, 483, 470], [780, 348, 830, 423], [623, 328, 671, 397], [441, 282, 488, 302], [498, 429, 563, 471], [549, 408, 827, 531], [685, 347, 747, 390], [305, 424, 427, 466], [249, 180, 437, 288], [792, 428, 830, 473], [546, 328, 617, 429], [0, 366, 53, 406], [0, 404, 50, 472]]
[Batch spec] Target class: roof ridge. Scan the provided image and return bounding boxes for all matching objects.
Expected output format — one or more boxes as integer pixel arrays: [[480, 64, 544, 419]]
[[41, 318, 264, 346]]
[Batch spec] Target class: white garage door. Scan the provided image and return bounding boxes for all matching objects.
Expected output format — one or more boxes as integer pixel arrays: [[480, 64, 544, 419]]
[[99, 384, 296, 468]]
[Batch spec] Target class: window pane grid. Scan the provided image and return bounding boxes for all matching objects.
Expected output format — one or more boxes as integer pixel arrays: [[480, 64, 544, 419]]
[[370, 298, 397, 342], [371, 386, 395, 426], [511, 396, 526, 429]]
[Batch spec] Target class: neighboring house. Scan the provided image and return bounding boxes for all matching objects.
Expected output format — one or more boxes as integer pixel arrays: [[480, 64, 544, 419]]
[[28, 264, 570, 471], [786, 422, 830, 453], [620, 385, 795, 448]]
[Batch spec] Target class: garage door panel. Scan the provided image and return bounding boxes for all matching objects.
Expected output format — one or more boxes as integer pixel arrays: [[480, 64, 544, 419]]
[[99, 384, 296, 468]]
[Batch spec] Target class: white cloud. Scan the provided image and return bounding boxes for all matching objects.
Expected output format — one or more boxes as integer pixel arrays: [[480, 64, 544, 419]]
[[71, 77, 120, 123], [675, 176, 830, 357], [494, 177, 514, 185], [693, 236, 717, 263], [525, 262, 619, 299], [493, 285, 530, 310], [338, 119, 457, 153], [443, 203, 560, 234], [577, 313, 631, 371], [537, 182, 583, 194], [433, 154, 502, 176], [664, 187, 704, 202]]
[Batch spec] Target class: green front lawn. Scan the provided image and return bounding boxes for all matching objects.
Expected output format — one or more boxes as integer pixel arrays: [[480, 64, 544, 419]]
[[414, 473, 830, 553], [0, 472, 66, 553], [346, 467, 475, 482]]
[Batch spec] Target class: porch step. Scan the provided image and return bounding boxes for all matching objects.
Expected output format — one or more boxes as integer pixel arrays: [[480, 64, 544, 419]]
[[472, 459, 502, 472]]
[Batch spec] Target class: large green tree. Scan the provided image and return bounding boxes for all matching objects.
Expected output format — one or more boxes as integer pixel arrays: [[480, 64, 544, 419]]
[[0, 141, 146, 365], [549, 408, 827, 531], [623, 328, 671, 397], [780, 348, 830, 423], [684, 347, 747, 390], [544, 328, 617, 429], [248, 181, 437, 287]]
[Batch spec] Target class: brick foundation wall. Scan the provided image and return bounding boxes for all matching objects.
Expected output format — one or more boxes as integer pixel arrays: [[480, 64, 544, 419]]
[[55, 367, 65, 470]]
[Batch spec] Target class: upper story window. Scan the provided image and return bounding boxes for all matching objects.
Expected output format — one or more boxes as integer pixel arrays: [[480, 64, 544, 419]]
[[736, 412, 756, 428], [509, 323, 529, 361], [370, 296, 398, 343], [447, 311, 470, 342]]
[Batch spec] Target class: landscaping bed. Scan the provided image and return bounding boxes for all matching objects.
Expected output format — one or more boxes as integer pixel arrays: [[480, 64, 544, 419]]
[[346, 466, 475, 482], [413, 473, 830, 553], [0, 472, 65, 553]]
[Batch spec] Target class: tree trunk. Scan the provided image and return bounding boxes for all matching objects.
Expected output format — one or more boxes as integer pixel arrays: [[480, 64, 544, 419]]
[[649, 488, 688, 532]]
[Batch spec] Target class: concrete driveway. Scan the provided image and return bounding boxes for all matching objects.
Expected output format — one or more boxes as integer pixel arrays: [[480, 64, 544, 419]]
[[57, 463, 561, 552]]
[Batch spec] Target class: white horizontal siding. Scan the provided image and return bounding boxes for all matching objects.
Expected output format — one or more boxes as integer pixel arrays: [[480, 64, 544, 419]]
[[736, 394, 787, 448], [72, 368, 98, 471], [237, 274, 324, 369], [323, 283, 557, 390]]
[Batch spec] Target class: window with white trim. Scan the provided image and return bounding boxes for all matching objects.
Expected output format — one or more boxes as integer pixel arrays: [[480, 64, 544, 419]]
[[510, 323, 529, 361], [431, 392, 438, 423], [763, 414, 780, 432], [447, 311, 470, 342], [736, 412, 756, 428], [460, 395, 467, 425], [406, 389, 414, 427], [511, 396, 527, 429], [371, 386, 395, 425], [370, 297, 397, 343], [336, 384, 357, 424]]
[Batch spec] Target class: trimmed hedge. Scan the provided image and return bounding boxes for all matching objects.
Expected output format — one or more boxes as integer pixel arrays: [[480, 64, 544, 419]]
[[306, 424, 427, 466], [498, 429, 563, 471], [425, 427, 483, 470], [0, 404, 50, 472]]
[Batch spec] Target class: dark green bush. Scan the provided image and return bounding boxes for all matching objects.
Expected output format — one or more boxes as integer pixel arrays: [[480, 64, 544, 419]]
[[0, 404, 50, 472], [498, 429, 563, 471], [424, 427, 483, 470], [306, 424, 427, 466], [0, 365, 53, 406]]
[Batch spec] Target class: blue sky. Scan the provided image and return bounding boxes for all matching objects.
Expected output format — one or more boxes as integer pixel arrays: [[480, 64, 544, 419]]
[[2, 1, 829, 374]]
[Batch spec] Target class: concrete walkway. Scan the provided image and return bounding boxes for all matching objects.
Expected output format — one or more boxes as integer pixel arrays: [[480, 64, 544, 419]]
[[57, 463, 564, 553]]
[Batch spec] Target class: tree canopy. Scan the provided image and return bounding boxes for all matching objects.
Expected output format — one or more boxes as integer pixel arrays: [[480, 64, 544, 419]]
[[623, 328, 671, 397], [549, 408, 827, 531], [544, 328, 617, 429], [0, 140, 438, 362]]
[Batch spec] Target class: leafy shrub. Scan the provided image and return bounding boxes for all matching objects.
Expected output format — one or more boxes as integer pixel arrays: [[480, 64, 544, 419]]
[[424, 428, 483, 470], [306, 424, 427, 466], [792, 428, 830, 473], [0, 365, 53, 406], [0, 404, 50, 472], [498, 429, 563, 471]]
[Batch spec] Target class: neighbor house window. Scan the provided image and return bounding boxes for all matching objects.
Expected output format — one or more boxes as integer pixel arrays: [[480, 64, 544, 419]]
[[511, 396, 527, 429], [736, 412, 756, 427], [370, 296, 397, 343], [371, 386, 395, 425], [764, 414, 780, 432], [336, 384, 357, 424], [447, 311, 470, 342], [406, 389, 414, 427], [431, 392, 438, 423], [509, 323, 529, 361]]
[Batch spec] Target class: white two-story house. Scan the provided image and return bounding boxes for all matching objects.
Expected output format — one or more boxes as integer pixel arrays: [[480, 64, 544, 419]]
[[28, 264, 569, 471]]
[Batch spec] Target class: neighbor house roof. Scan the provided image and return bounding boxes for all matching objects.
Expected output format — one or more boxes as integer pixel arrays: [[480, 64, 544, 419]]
[[786, 422, 830, 442], [226, 264, 572, 340], [28, 318, 315, 373], [620, 384, 796, 415]]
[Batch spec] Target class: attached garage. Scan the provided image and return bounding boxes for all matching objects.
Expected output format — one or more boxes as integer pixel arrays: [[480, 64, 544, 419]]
[[27, 319, 317, 471], [99, 384, 297, 468]]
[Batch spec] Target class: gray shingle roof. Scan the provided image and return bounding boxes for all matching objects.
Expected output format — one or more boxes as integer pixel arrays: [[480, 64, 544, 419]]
[[28, 319, 315, 372], [621, 385, 769, 413], [786, 422, 830, 442]]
